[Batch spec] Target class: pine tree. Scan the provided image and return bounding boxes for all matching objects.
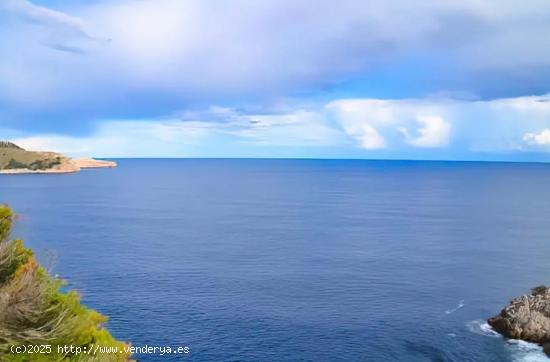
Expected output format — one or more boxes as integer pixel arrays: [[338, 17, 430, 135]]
[[0, 205, 132, 361]]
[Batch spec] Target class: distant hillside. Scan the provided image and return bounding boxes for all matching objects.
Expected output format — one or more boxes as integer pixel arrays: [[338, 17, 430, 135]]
[[0, 141, 116, 174], [0, 142, 68, 171], [0, 141, 23, 150]]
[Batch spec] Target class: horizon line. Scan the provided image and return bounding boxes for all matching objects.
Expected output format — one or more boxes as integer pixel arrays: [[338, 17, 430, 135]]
[[91, 157, 550, 165]]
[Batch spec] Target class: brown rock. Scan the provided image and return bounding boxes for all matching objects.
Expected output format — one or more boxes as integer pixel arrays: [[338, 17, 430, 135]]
[[488, 286, 550, 356]]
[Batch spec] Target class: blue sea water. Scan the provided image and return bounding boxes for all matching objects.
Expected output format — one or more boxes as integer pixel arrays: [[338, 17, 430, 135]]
[[1, 159, 550, 362]]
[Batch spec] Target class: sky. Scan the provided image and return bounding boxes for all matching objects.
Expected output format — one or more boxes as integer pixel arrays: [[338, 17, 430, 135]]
[[1, 0, 550, 160]]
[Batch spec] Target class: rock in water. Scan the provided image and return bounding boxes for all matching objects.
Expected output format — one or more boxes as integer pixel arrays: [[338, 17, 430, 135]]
[[488, 286, 550, 356]]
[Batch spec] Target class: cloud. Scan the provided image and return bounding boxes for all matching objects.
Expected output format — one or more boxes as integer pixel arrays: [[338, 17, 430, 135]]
[[2, 0, 91, 37], [325, 99, 390, 149], [2, 0, 550, 134], [11, 121, 212, 158], [1, 0, 100, 54], [10, 110, 348, 157], [400, 116, 451, 147], [340, 122, 386, 149], [328, 94, 550, 155], [8, 94, 550, 160], [327, 98, 453, 149], [523, 129, 550, 146], [232, 110, 346, 147]]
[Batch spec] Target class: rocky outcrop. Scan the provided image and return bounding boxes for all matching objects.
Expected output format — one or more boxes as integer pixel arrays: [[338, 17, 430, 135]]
[[73, 157, 117, 169], [488, 286, 550, 356]]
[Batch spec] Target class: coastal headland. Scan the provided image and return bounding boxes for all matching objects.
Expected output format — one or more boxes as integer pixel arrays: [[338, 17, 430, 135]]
[[489, 286, 550, 357], [0, 141, 116, 174]]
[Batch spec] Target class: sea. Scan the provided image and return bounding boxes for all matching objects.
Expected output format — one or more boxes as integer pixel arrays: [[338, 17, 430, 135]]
[[1, 159, 549, 362]]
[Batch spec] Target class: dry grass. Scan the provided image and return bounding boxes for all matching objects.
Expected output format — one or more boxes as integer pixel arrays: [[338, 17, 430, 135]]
[[0, 144, 64, 170]]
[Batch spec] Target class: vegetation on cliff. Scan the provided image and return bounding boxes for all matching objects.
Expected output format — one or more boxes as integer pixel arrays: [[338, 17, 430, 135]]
[[0, 142, 23, 150], [0, 205, 131, 361], [0, 142, 65, 171], [0, 142, 116, 173]]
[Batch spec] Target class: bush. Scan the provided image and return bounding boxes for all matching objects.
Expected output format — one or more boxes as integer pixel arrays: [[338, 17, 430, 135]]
[[4, 158, 62, 171], [4, 159, 28, 170], [28, 158, 62, 170], [0, 205, 132, 361]]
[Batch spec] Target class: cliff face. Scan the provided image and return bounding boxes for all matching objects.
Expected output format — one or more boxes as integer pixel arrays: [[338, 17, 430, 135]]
[[0, 142, 116, 174], [488, 286, 550, 356]]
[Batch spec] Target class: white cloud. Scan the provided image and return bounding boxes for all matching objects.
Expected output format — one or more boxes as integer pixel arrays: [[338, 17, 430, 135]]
[[523, 129, 550, 146], [327, 98, 452, 149], [9, 94, 550, 159], [233, 111, 346, 147], [328, 94, 550, 153], [326, 99, 394, 149], [400, 115, 451, 147], [10, 111, 348, 157], [3, 0, 550, 127], [344, 123, 385, 149], [335, 120, 386, 149], [0, 0, 103, 58], [2, 0, 91, 37], [11, 121, 211, 158]]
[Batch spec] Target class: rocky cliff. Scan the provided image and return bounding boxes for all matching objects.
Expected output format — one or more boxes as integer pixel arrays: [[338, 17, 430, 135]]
[[488, 286, 550, 356]]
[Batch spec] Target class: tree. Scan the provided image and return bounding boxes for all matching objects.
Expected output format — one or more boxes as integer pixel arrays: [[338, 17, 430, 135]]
[[0, 205, 132, 361]]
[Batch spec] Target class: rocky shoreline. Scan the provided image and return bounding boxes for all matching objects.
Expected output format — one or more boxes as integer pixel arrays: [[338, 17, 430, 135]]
[[488, 286, 550, 357], [73, 157, 118, 169]]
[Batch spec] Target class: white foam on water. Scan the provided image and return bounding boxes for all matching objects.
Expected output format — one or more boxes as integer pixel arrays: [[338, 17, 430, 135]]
[[445, 300, 465, 315], [466, 320, 549, 361], [506, 339, 548, 362], [465, 320, 500, 338]]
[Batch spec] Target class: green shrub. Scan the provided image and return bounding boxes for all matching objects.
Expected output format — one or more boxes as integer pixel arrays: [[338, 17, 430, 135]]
[[4, 157, 62, 171], [0, 205, 132, 361], [4, 159, 28, 170], [27, 158, 62, 170]]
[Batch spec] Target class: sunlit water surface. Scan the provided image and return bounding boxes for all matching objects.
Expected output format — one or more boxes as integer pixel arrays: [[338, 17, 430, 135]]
[[1, 159, 549, 361]]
